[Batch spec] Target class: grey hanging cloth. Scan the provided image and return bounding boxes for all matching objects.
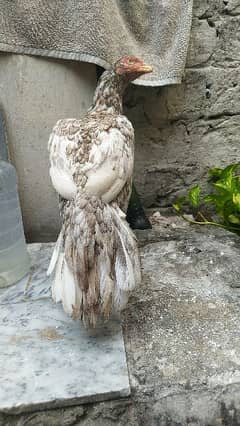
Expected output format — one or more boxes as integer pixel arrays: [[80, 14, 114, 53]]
[[0, 0, 192, 86]]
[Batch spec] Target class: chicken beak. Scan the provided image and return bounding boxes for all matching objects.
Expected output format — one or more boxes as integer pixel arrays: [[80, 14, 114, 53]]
[[136, 63, 153, 74]]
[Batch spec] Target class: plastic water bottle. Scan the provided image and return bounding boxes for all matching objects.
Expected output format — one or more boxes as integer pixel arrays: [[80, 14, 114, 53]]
[[0, 116, 30, 287]]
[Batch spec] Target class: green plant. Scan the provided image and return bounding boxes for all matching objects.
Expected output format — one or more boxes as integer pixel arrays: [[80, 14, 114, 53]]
[[173, 163, 240, 236]]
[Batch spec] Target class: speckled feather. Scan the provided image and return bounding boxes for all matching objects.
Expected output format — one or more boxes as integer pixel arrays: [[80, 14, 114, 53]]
[[48, 60, 144, 326]]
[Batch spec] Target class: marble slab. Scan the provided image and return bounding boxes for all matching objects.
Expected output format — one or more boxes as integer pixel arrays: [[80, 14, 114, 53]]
[[0, 244, 130, 414], [0, 243, 53, 304]]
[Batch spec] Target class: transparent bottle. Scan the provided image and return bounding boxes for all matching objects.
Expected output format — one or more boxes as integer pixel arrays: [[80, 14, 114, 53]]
[[0, 124, 30, 287]]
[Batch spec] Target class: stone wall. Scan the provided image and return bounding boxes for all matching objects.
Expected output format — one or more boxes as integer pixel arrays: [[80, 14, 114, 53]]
[[126, 0, 240, 209], [1, 1, 239, 240]]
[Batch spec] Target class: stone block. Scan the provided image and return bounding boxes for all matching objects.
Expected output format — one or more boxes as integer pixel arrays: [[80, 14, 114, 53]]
[[212, 15, 240, 65], [187, 19, 217, 67]]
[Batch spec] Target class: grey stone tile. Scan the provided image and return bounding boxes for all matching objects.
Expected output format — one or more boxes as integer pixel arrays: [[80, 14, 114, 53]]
[[0, 244, 53, 305], [0, 244, 130, 414]]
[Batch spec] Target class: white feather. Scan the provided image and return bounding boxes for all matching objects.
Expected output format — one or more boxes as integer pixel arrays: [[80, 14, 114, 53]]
[[47, 231, 63, 276], [115, 228, 136, 291], [48, 123, 134, 205], [48, 133, 77, 200], [99, 251, 113, 303], [61, 259, 77, 316], [50, 166, 77, 200], [48, 114, 139, 322], [83, 128, 133, 203], [51, 252, 64, 303], [113, 288, 129, 312]]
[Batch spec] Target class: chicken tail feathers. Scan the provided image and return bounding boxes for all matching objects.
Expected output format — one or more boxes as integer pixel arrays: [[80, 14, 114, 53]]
[[48, 193, 141, 327]]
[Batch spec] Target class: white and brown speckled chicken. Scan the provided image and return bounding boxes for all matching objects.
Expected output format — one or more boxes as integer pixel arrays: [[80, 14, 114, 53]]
[[47, 56, 152, 326]]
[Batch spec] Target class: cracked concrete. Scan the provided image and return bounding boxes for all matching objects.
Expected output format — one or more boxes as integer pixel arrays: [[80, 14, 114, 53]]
[[1, 219, 240, 425]]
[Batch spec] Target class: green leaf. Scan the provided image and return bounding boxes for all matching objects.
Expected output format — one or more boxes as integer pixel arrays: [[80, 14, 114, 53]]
[[188, 185, 201, 208], [173, 162, 240, 237], [204, 194, 216, 204], [228, 214, 240, 225], [172, 196, 186, 212], [210, 164, 240, 193], [214, 175, 233, 193], [208, 167, 224, 178], [235, 176, 240, 192], [219, 164, 240, 190], [233, 193, 240, 210], [221, 163, 240, 178]]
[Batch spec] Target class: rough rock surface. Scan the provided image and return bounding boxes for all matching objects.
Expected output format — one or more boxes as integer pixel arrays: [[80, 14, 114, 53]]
[[125, 0, 240, 208], [1, 0, 238, 240], [1, 218, 240, 425]]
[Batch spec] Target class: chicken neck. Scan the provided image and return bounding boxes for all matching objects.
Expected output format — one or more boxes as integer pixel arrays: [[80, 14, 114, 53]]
[[90, 70, 128, 115]]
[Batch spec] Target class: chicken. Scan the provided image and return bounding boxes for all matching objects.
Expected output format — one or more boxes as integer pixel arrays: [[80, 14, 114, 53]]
[[47, 56, 152, 326]]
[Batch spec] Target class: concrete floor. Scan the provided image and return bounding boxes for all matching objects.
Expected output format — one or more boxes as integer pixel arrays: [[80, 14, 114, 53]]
[[1, 217, 240, 425]]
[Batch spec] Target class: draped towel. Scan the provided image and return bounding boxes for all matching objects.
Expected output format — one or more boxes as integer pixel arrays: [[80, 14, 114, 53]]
[[0, 0, 193, 86]]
